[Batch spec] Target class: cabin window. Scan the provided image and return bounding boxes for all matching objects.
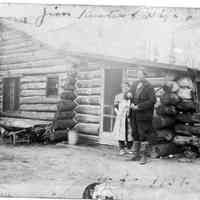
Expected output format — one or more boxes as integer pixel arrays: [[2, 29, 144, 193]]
[[3, 77, 20, 112], [46, 76, 59, 97]]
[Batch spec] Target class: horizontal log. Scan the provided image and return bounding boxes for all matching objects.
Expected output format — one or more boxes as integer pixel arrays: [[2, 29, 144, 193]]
[[75, 105, 101, 116], [55, 111, 75, 120], [0, 36, 32, 45], [177, 101, 196, 112], [174, 124, 192, 136], [20, 104, 57, 112], [0, 49, 60, 65], [0, 58, 67, 71], [173, 135, 199, 146], [0, 117, 49, 128], [176, 113, 200, 123], [79, 64, 101, 72], [0, 65, 71, 76], [155, 129, 174, 142], [20, 89, 46, 97], [60, 91, 76, 100], [0, 33, 29, 41], [62, 84, 76, 90], [0, 40, 37, 52], [153, 116, 175, 129], [75, 114, 100, 124], [190, 126, 200, 136], [74, 122, 99, 135], [21, 82, 46, 90], [160, 93, 181, 105], [128, 77, 165, 86], [21, 75, 47, 83], [75, 88, 101, 95], [1, 31, 28, 40], [0, 45, 42, 56], [53, 119, 76, 130], [127, 69, 166, 78], [57, 100, 77, 112], [20, 96, 60, 104], [77, 70, 101, 80], [76, 79, 102, 88], [156, 105, 177, 116], [0, 111, 55, 121], [75, 95, 101, 105]]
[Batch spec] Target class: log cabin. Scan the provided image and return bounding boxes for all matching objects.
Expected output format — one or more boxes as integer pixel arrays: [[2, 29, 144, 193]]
[[0, 19, 200, 145]]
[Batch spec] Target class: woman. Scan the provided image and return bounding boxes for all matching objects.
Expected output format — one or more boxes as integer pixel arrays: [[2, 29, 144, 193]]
[[113, 82, 133, 155]]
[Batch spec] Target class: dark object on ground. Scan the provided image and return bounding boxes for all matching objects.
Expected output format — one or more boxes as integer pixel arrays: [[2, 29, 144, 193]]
[[150, 143, 181, 158], [30, 125, 46, 143], [82, 182, 100, 199], [53, 119, 76, 130], [49, 130, 68, 142]]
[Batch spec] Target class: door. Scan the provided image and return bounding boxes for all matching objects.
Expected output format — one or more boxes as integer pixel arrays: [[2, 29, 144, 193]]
[[3, 78, 20, 112], [101, 68, 123, 144]]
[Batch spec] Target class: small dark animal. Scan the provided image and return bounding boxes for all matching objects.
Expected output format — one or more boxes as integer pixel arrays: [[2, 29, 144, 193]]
[[82, 182, 100, 199]]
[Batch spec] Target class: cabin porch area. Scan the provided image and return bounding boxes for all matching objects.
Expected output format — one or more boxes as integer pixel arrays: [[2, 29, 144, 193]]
[[0, 143, 199, 199]]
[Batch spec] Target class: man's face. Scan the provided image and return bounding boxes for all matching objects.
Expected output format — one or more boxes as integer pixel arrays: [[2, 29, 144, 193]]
[[137, 70, 145, 80]]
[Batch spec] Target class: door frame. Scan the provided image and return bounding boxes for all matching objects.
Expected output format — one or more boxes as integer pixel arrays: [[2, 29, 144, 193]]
[[99, 67, 126, 145]]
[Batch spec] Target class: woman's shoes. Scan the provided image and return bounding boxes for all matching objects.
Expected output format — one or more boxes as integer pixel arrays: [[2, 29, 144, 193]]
[[119, 148, 133, 156], [126, 149, 133, 154], [119, 149, 127, 155]]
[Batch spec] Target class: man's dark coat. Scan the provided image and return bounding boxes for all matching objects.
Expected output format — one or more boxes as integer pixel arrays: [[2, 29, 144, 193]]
[[130, 79, 156, 121]]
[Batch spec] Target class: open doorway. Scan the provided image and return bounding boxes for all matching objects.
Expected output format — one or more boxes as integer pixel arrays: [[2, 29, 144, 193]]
[[101, 68, 123, 143]]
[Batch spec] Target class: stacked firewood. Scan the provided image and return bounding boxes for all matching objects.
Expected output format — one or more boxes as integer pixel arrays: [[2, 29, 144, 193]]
[[151, 78, 200, 158]]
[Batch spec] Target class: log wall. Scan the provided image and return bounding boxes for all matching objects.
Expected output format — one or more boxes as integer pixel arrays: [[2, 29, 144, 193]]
[[0, 24, 74, 123], [73, 63, 103, 136]]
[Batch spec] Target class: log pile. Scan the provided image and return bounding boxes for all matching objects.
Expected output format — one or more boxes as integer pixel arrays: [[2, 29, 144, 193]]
[[152, 77, 200, 159]]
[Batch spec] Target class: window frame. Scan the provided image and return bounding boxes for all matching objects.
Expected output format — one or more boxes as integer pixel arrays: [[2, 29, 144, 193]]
[[46, 75, 59, 97]]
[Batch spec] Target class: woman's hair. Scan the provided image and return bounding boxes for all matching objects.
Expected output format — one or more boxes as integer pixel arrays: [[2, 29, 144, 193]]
[[121, 81, 130, 88], [124, 91, 132, 100]]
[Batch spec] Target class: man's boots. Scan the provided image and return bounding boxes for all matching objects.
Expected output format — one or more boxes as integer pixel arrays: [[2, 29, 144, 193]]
[[140, 142, 149, 165], [130, 141, 141, 161]]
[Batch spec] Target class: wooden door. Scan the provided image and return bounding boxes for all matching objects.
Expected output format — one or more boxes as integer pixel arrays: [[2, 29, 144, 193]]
[[3, 78, 20, 112], [101, 68, 123, 144]]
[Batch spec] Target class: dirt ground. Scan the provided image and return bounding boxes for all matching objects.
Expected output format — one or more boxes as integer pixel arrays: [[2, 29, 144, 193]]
[[0, 143, 199, 200]]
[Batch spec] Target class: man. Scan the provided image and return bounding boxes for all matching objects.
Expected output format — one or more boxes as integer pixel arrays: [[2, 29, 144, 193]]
[[129, 67, 156, 165]]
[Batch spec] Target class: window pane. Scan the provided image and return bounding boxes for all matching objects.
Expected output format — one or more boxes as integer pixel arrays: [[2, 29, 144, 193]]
[[47, 77, 58, 96]]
